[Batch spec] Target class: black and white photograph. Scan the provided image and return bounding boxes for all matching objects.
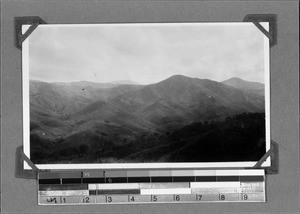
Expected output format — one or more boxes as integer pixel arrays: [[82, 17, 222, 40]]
[[22, 23, 270, 168]]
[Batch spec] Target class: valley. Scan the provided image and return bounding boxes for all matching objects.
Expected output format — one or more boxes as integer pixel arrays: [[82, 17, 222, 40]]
[[29, 75, 266, 164]]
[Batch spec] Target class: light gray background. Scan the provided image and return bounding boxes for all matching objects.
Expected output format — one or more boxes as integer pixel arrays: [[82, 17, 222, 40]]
[[1, 0, 299, 213]]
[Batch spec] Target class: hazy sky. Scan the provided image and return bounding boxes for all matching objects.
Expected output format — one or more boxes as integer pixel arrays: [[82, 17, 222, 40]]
[[27, 23, 267, 84]]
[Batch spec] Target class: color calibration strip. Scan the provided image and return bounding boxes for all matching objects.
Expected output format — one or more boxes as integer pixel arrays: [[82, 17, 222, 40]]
[[38, 169, 265, 205]]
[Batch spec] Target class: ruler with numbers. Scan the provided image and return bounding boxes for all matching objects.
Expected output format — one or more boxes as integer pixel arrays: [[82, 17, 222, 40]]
[[38, 169, 265, 205]]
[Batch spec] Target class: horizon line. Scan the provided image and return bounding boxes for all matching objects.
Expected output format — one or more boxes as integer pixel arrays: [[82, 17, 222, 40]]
[[29, 75, 265, 85]]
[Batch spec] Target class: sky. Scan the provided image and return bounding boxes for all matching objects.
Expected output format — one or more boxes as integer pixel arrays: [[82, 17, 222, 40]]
[[27, 23, 268, 85]]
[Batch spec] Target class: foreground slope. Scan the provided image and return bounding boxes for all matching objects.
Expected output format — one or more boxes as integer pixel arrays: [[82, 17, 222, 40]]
[[29, 75, 266, 164]]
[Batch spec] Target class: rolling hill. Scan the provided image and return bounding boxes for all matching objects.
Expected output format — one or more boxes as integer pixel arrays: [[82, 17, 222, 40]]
[[30, 80, 142, 115], [72, 75, 264, 129], [29, 75, 266, 164], [222, 77, 265, 96]]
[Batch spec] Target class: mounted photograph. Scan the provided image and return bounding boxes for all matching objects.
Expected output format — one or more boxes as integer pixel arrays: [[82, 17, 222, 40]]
[[22, 23, 270, 169]]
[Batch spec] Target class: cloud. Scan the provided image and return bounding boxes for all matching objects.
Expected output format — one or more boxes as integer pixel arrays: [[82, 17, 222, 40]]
[[28, 23, 267, 84]]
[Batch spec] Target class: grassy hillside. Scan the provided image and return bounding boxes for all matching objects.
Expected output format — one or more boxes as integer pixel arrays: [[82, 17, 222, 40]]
[[29, 75, 266, 164], [31, 112, 265, 163]]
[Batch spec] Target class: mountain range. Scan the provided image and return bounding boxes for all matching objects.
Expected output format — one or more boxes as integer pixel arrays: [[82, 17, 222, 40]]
[[222, 77, 265, 96], [29, 75, 265, 164]]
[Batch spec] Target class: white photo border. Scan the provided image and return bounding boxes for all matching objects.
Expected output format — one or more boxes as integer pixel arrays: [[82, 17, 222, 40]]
[[22, 22, 271, 170]]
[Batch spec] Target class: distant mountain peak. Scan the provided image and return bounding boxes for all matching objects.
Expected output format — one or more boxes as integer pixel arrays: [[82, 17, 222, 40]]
[[225, 77, 244, 82], [169, 74, 189, 79], [222, 77, 263, 85], [168, 74, 200, 80], [222, 77, 264, 96], [161, 74, 199, 83], [156, 75, 197, 86]]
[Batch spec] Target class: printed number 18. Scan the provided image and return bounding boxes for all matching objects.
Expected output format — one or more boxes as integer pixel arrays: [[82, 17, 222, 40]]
[[220, 194, 225, 200]]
